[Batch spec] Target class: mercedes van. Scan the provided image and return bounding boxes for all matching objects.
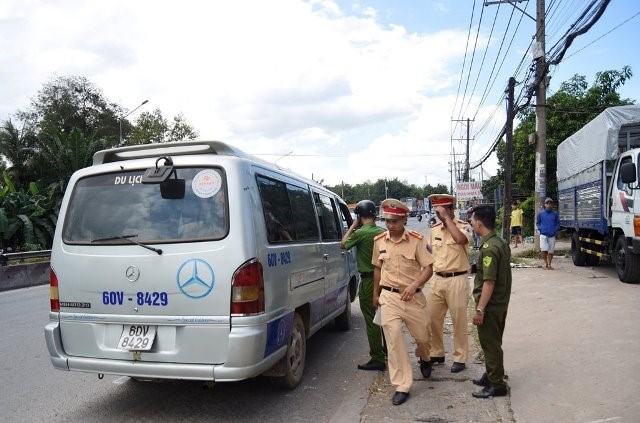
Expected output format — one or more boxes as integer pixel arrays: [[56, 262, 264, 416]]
[[44, 140, 358, 388]]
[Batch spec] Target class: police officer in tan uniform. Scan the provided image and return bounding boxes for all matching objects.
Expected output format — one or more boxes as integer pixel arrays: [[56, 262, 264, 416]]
[[372, 199, 434, 406], [426, 193, 473, 373]]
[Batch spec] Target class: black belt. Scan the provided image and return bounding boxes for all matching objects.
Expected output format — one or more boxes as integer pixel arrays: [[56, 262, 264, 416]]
[[435, 270, 467, 278], [360, 272, 373, 278], [380, 285, 402, 293]]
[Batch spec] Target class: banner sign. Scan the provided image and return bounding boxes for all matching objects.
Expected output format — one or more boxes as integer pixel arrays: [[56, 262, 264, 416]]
[[456, 181, 483, 201]]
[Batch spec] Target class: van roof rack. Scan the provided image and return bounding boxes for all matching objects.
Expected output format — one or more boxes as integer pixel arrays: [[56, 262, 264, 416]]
[[93, 140, 251, 165]]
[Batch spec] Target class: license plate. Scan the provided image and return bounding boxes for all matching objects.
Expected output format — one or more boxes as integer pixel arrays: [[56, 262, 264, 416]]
[[117, 325, 156, 351]]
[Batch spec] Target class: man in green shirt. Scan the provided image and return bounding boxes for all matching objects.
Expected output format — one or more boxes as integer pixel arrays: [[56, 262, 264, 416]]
[[341, 199, 386, 370], [469, 204, 512, 398]]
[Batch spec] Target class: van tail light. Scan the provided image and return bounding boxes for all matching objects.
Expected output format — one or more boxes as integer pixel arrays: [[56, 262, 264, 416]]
[[50, 269, 60, 311], [634, 215, 640, 236], [231, 260, 264, 315]]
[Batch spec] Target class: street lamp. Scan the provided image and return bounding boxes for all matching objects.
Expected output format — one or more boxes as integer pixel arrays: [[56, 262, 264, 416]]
[[119, 99, 149, 145]]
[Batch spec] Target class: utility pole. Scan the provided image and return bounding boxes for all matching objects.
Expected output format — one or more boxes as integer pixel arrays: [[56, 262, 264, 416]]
[[484, 0, 545, 248], [451, 118, 474, 182], [533, 0, 547, 251], [503, 77, 516, 240]]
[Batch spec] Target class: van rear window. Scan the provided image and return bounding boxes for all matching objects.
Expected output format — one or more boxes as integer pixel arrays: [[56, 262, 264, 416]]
[[62, 167, 228, 244]]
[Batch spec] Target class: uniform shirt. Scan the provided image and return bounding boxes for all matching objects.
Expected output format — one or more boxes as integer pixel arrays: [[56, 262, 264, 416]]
[[429, 219, 472, 272], [343, 222, 385, 273], [371, 229, 433, 288], [473, 231, 512, 312], [510, 208, 523, 227]]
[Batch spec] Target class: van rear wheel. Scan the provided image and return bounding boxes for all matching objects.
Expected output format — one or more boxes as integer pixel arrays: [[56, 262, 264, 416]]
[[270, 313, 306, 389]]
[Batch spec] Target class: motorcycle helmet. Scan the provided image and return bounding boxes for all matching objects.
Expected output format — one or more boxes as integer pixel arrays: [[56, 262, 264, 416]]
[[354, 200, 377, 218]]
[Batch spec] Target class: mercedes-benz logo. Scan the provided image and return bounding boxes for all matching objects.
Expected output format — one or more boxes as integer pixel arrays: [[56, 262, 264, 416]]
[[125, 265, 140, 282], [176, 258, 215, 299]]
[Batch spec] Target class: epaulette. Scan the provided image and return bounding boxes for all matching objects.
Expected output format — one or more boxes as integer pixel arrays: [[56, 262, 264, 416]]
[[408, 230, 423, 239], [374, 232, 387, 241], [432, 222, 443, 227]]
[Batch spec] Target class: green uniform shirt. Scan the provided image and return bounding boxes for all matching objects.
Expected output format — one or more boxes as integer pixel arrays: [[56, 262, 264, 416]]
[[344, 222, 385, 273], [473, 231, 512, 312]]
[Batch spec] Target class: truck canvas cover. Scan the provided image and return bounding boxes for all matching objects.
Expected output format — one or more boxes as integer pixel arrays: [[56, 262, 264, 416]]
[[557, 105, 640, 181]]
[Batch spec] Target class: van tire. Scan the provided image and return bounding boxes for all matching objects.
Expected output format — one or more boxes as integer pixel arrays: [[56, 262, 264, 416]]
[[334, 294, 351, 331], [270, 313, 306, 389]]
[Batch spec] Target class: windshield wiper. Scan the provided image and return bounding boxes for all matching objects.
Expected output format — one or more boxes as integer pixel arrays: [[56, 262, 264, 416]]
[[91, 234, 163, 255]]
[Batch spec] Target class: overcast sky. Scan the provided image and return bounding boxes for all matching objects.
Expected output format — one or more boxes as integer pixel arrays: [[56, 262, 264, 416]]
[[1, 0, 638, 189]]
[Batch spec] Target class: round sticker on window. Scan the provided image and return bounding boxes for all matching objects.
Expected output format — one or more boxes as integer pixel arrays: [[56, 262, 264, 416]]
[[192, 170, 222, 198]]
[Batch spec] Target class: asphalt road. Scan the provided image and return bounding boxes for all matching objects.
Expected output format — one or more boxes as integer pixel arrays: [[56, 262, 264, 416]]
[[0, 285, 377, 423]]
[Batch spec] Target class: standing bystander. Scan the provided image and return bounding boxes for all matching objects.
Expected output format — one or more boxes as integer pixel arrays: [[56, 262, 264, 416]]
[[341, 199, 386, 371], [469, 204, 512, 398], [426, 193, 473, 374], [372, 198, 434, 406], [535, 198, 560, 269], [510, 202, 524, 248]]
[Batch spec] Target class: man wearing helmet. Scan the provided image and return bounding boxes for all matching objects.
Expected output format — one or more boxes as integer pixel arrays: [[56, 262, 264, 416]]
[[341, 199, 386, 371]]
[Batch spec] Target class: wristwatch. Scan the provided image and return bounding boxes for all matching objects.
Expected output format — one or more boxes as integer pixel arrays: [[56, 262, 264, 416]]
[[475, 308, 484, 315]]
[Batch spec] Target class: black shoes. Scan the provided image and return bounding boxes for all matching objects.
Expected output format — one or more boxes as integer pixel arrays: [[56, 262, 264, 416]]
[[472, 385, 508, 398], [392, 391, 410, 405], [419, 359, 432, 378], [430, 356, 445, 364], [357, 360, 385, 371], [451, 362, 466, 373], [472, 373, 489, 386]]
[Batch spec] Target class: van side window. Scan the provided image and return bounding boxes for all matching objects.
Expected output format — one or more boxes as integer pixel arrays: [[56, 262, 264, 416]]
[[314, 193, 341, 240], [287, 183, 319, 241]]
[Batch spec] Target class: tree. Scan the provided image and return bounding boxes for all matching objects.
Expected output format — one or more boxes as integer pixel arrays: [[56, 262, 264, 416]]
[[16, 75, 122, 145], [126, 109, 199, 145], [0, 119, 36, 186]]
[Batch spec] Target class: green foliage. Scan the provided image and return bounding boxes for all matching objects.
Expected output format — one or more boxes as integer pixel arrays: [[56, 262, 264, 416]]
[[126, 109, 199, 145], [0, 172, 56, 251], [326, 178, 450, 205]]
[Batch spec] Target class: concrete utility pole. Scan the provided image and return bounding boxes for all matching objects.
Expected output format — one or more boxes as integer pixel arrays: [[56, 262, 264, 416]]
[[484, 0, 545, 249], [451, 118, 474, 182], [533, 0, 547, 251]]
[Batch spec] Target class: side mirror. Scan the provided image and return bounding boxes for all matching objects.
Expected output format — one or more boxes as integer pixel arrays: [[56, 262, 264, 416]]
[[620, 162, 637, 186]]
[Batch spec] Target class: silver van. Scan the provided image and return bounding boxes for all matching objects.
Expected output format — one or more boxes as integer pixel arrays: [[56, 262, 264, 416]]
[[44, 140, 358, 388]]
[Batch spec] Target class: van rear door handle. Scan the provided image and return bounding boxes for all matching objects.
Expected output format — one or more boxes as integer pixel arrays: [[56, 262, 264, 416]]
[[323, 254, 330, 260]]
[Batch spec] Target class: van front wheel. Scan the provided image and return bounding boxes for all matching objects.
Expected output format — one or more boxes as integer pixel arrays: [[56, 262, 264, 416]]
[[334, 293, 352, 331], [270, 313, 306, 389]]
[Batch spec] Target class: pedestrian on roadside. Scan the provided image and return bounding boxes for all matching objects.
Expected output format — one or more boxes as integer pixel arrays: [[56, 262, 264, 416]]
[[510, 202, 524, 248], [469, 204, 511, 398], [426, 193, 473, 374], [372, 198, 434, 406], [341, 199, 386, 371], [535, 197, 560, 269]]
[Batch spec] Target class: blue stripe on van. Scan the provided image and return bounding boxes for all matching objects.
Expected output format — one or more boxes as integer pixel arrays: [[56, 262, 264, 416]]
[[264, 312, 294, 357]]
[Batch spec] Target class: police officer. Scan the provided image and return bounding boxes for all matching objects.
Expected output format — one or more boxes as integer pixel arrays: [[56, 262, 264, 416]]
[[426, 193, 473, 373], [469, 204, 511, 398], [341, 199, 386, 371], [372, 199, 434, 406]]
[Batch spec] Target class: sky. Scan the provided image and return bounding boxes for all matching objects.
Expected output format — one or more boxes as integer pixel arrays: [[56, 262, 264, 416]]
[[1, 0, 638, 191]]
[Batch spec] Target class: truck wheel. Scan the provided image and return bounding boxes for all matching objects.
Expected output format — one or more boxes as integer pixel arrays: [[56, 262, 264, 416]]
[[571, 232, 588, 266], [614, 237, 640, 283], [270, 313, 306, 389], [334, 292, 352, 331]]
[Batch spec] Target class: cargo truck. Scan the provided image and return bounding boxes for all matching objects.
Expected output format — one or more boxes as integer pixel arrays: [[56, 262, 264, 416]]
[[557, 105, 640, 283]]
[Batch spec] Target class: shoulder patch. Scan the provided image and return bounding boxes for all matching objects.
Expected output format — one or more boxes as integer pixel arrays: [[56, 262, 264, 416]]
[[408, 230, 424, 239], [374, 232, 387, 241]]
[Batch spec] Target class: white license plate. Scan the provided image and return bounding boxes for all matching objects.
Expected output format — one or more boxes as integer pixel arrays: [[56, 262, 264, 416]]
[[117, 325, 156, 351]]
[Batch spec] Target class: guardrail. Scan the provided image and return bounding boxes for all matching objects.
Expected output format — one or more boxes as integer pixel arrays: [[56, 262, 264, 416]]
[[0, 250, 52, 266]]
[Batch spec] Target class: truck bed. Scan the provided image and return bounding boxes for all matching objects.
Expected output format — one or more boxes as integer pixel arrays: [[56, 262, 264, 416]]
[[558, 161, 608, 234]]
